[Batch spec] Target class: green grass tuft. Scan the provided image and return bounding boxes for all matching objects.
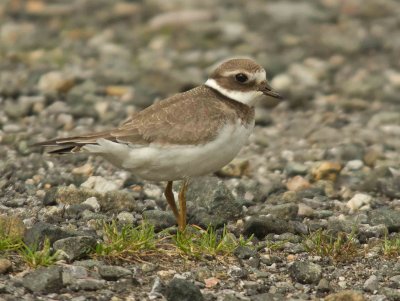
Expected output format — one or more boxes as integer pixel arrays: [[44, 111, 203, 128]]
[[173, 225, 253, 258], [382, 234, 400, 257], [94, 221, 157, 260], [303, 229, 359, 262], [19, 238, 61, 268]]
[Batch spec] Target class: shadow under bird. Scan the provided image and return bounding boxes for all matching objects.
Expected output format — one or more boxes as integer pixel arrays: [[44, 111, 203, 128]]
[[35, 58, 282, 231]]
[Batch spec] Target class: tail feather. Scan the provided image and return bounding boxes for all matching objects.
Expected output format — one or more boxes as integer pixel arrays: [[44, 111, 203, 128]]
[[33, 130, 115, 154]]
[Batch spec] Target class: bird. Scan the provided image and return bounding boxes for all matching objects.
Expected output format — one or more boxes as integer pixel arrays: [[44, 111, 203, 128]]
[[35, 58, 282, 231]]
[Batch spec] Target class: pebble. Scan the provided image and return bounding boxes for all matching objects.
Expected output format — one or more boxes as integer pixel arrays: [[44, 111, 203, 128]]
[[98, 265, 132, 281], [325, 290, 366, 301], [363, 275, 379, 292], [0, 259, 12, 274], [116, 211, 135, 224], [347, 193, 372, 213], [345, 160, 364, 171], [311, 161, 342, 182], [38, 71, 75, 94], [82, 197, 101, 212], [289, 261, 322, 284], [286, 176, 310, 191], [80, 176, 121, 193], [22, 266, 64, 293], [53, 236, 97, 262], [165, 278, 204, 301]]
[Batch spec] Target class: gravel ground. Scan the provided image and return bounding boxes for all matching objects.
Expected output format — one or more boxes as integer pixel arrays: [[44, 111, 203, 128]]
[[1, 0, 400, 300]]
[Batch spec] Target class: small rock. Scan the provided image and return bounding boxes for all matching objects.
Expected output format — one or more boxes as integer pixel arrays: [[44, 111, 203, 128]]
[[363, 275, 379, 292], [81, 176, 121, 193], [0, 259, 12, 274], [62, 265, 89, 285], [98, 265, 132, 281], [217, 158, 250, 177], [117, 211, 135, 224], [345, 160, 364, 171], [389, 275, 400, 288], [311, 162, 342, 182], [204, 277, 220, 288], [347, 193, 372, 213], [72, 164, 93, 176], [243, 216, 293, 239], [142, 210, 175, 231], [289, 261, 322, 284], [74, 278, 105, 291], [381, 287, 400, 301], [317, 278, 332, 293], [149, 10, 213, 30], [187, 177, 242, 227], [53, 236, 97, 262], [298, 203, 315, 217], [285, 162, 308, 176], [286, 176, 311, 191], [325, 290, 366, 301], [369, 208, 400, 232], [23, 266, 63, 293], [165, 278, 204, 301], [262, 203, 299, 219], [363, 148, 380, 167], [38, 71, 75, 94], [149, 276, 164, 299], [234, 246, 257, 260], [358, 224, 387, 242], [24, 222, 72, 248], [82, 197, 101, 212]]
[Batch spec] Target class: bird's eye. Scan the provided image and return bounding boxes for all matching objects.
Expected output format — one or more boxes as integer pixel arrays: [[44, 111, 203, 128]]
[[235, 73, 248, 83]]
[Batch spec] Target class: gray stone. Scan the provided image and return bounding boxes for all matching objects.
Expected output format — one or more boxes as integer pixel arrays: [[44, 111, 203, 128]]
[[74, 278, 105, 291], [325, 143, 365, 161], [251, 293, 284, 301], [369, 208, 400, 232], [98, 265, 132, 281], [363, 275, 379, 292], [166, 278, 204, 301], [243, 216, 293, 239], [0, 259, 12, 274], [186, 177, 243, 227], [261, 203, 299, 219], [234, 246, 258, 260], [23, 222, 73, 248], [358, 224, 387, 243], [289, 261, 322, 284], [117, 211, 135, 224], [285, 162, 308, 176], [380, 287, 400, 301], [317, 278, 332, 293], [23, 266, 63, 293], [389, 275, 400, 289], [142, 210, 176, 231], [62, 265, 89, 285], [53, 236, 97, 262]]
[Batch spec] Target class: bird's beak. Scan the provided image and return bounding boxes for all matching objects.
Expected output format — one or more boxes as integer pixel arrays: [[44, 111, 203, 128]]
[[259, 82, 283, 100]]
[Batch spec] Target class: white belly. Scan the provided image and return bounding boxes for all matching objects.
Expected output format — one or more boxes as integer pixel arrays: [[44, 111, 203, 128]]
[[83, 121, 254, 181]]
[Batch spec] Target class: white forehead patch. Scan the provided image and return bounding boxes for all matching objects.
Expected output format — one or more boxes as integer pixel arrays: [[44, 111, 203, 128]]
[[205, 78, 263, 107], [254, 70, 266, 83]]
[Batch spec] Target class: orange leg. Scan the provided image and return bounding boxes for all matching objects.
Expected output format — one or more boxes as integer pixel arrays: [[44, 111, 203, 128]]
[[178, 179, 189, 231], [164, 181, 180, 223]]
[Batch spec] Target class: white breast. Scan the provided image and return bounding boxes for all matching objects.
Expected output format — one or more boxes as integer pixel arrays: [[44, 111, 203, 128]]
[[83, 121, 254, 181]]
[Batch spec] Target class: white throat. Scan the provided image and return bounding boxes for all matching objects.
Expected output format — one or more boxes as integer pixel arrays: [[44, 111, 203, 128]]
[[205, 79, 263, 107]]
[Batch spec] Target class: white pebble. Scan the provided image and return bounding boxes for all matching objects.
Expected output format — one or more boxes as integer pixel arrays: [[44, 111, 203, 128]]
[[347, 193, 372, 213], [82, 197, 101, 212]]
